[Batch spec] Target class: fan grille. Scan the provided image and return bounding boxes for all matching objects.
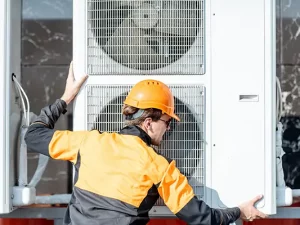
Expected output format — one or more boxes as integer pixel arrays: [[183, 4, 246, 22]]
[[86, 84, 205, 204], [87, 0, 205, 74]]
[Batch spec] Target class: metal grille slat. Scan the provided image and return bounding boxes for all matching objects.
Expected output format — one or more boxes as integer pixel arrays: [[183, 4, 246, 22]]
[[86, 84, 205, 205], [86, 0, 205, 75]]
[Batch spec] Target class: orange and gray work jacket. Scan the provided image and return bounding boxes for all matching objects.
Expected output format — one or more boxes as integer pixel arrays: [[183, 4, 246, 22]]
[[25, 99, 241, 225]]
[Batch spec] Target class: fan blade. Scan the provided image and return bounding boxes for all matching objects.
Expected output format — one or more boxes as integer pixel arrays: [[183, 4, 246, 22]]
[[104, 18, 163, 70], [154, 1, 199, 36]]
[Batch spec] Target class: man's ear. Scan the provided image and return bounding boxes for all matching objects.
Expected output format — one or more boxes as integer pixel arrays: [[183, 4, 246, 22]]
[[143, 117, 152, 130]]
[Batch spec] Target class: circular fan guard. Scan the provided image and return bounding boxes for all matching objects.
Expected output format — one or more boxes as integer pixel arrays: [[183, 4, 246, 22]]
[[90, 1, 202, 70]]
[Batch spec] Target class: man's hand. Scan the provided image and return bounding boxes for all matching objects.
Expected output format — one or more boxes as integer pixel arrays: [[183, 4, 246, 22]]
[[238, 195, 268, 222], [61, 61, 88, 105]]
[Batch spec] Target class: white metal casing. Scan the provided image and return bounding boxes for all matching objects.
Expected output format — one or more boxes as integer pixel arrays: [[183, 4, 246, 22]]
[[210, 0, 276, 214], [73, 0, 276, 217], [0, 0, 22, 214], [0, 0, 10, 214]]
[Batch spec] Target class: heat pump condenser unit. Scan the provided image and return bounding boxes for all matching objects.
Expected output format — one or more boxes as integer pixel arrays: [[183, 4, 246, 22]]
[[73, 0, 276, 217], [0, 0, 22, 214]]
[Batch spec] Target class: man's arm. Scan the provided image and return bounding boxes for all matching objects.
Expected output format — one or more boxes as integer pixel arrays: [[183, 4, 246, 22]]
[[25, 61, 89, 164], [25, 99, 88, 164], [148, 154, 266, 224]]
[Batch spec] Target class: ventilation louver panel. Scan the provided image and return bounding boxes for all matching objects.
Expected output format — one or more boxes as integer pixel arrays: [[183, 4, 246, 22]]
[[86, 84, 205, 204], [87, 0, 205, 75]]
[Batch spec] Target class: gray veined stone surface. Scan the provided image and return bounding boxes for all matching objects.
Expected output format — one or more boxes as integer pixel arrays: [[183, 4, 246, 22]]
[[21, 0, 73, 195], [277, 0, 300, 190]]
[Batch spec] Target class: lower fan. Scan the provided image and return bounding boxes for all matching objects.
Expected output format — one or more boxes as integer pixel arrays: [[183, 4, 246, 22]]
[[86, 84, 205, 200]]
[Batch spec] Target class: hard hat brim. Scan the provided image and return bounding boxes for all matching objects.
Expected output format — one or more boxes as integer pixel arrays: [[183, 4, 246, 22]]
[[170, 113, 180, 122]]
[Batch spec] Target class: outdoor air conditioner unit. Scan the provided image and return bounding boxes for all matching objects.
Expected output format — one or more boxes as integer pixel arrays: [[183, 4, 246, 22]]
[[0, 0, 22, 214], [0, 0, 279, 219], [73, 0, 277, 216]]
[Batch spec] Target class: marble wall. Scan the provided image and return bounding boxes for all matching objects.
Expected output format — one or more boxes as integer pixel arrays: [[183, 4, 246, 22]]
[[277, 0, 300, 189], [22, 0, 73, 194], [21, 0, 300, 195]]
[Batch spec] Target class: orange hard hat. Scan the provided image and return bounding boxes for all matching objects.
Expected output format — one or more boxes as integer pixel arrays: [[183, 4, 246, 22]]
[[124, 79, 180, 121]]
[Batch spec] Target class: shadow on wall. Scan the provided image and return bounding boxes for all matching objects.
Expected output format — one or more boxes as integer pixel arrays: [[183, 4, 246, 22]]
[[281, 116, 300, 189]]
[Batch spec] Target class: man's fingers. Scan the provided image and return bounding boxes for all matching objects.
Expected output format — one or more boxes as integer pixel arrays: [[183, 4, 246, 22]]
[[76, 74, 89, 88], [67, 61, 75, 81], [254, 209, 268, 219], [251, 194, 263, 205], [257, 211, 268, 219]]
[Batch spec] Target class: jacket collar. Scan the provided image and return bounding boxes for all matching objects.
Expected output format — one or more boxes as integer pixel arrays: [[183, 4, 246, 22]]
[[119, 125, 152, 146]]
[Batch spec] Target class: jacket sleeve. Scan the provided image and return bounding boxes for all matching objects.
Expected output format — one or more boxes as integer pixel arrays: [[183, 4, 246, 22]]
[[24, 99, 89, 164], [148, 154, 240, 225]]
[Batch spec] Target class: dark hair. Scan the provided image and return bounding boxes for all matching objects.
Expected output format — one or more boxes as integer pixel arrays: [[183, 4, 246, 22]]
[[122, 104, 162, 126]]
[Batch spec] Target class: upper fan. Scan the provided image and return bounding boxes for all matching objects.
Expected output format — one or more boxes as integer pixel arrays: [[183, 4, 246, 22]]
[[90, 0, 202, 71]]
